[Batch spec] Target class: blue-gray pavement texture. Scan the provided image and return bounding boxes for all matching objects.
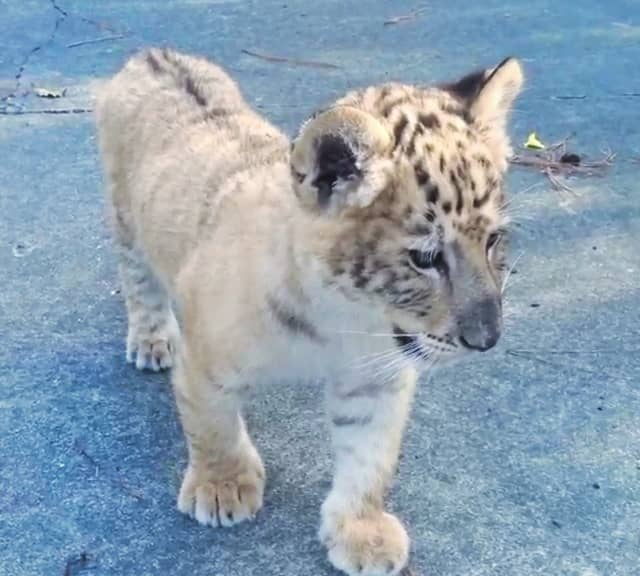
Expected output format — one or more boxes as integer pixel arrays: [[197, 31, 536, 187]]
[[1, 0, 639, 574]]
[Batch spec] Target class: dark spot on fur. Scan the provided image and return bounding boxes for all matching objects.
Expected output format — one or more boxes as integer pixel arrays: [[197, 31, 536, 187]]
[[442, 104, 473, 124], [442, 201, 452, 213], [473, 190, 491, 208], [379, 85, 392, 99], [184, 75, 207, 106], [206, 107, 228, 118], [146, 51, 163, 73], [418, 113, 441, 130], [393, 114, 409, 146], [351, 252, 369, 289], [424, 142, 434, 153], [381, 97, 408, 117], [426, 185, 439, 204], [267, 296, 320, 342], [406, 126, 420, 156], [415, 165, 430, 186], [439, 154, 446, 173], [450, 170, 464, 214], [475, 154, 490, 168]]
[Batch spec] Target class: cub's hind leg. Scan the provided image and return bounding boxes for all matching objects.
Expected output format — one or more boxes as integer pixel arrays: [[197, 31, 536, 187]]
[[116, 242, 179, 371]]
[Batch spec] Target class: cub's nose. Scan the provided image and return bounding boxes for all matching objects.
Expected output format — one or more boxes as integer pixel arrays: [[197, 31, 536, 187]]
[[458, 297, 502, 352]]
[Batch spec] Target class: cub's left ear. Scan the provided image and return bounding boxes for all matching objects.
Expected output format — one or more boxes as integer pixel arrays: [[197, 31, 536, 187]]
[[444, 58, 524, 166], [469, 57, 524, 129]]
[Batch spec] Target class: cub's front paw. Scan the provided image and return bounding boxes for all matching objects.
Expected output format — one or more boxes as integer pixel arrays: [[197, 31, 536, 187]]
[[177, 448, 265, 528], [320, 512, 409, 576]]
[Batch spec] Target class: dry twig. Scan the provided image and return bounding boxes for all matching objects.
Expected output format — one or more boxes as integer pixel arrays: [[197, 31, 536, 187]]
[[383, 6, 427, 26], [509, 136, 614, 192], [75, 440, 145, 501], [63, 551, 90, 576], [241, 49, 340, 70], [0, 107, 93, 116], [551, 94, 586, 100], [67, 34, 124, 48]]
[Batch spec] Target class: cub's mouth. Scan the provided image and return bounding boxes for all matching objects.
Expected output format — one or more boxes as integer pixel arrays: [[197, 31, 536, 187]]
[[392, 325, 421, 358]]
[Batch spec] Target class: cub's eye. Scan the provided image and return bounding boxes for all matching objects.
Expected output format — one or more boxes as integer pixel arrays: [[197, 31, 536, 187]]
[[409, 249, 444, 271], [486, 232, 502, 251], [292, 170, 306, 183]]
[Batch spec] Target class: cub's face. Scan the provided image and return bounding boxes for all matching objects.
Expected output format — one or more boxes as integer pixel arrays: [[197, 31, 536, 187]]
[[290, 58, 523, 365]]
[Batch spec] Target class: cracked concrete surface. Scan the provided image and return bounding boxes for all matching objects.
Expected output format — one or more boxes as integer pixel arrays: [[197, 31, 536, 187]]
[[1, 1, 639, 575]]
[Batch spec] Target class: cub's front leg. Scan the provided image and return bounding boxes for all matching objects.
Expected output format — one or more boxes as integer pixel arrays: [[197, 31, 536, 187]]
[[173, 349, 265, 527], [321, 367, 418, 576]]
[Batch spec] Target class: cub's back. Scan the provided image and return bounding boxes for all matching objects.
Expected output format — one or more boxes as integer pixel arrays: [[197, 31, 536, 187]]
[[96, 49, 290, 283]]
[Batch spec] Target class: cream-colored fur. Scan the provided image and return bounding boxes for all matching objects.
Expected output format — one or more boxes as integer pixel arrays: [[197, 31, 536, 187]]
[[96, 48, 523, 576]]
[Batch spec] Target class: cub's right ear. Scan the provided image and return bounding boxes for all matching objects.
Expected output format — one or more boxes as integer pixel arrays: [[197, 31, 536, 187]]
[[290, 106, 393, 215]]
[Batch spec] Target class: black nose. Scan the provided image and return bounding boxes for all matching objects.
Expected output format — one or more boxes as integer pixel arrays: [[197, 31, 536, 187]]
[[459, 297, 501, 352]]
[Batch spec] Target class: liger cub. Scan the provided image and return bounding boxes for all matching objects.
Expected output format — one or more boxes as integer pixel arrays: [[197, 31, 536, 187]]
[[96, 48, 523, 576]]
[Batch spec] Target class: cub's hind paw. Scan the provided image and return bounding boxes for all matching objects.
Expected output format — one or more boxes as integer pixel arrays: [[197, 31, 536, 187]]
[[127, 337, 175, 371], [126, 314, 179, 371]]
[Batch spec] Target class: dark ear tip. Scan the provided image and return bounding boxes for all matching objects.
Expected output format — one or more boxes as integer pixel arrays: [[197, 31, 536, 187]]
[[439, 68, 488, 103], [497, 56, 516, 68], [487, 57, 518, 79]]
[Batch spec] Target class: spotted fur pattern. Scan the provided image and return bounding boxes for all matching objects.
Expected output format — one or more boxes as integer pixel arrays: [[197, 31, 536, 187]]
[[96, 49, 524, 576]]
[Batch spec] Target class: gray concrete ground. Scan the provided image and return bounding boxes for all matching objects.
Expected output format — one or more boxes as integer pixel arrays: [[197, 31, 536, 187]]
[[1, 1, 639, 575]]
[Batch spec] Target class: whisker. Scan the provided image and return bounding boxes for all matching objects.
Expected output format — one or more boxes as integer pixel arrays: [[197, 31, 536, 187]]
[[333, 329, 421, 338], [347, 347, 403, 372], [501, 251, 524, 294]]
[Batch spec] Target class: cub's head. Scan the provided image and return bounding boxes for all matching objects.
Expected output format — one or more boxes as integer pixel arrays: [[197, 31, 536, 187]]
[[290, 58, 523, 365]]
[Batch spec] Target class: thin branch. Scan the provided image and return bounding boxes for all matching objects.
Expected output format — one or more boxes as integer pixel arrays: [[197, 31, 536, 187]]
[[551, 94, 587, 100], [545, 167, 576, 193], [510, 152, 615, 175], [75, 440, 145, 501], [67, 34, 124, 48], [241, 49, 340, 70], [508, 347, 640, 355], [504, 349, 610, 378], [0, 107, 93, 116], [383, 6, 427, 26], [63, 552, 91, 576]]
